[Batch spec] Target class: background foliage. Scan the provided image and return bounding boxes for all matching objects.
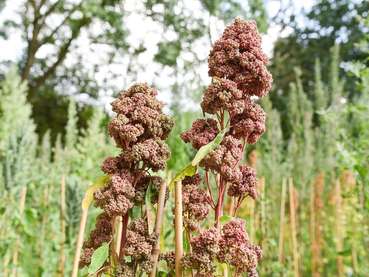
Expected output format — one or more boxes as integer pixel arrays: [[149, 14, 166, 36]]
[[0, 0, 368, 276]]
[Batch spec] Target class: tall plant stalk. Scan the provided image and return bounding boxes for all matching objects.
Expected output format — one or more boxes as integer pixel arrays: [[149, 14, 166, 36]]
[[334, 179, 344, 277], [71, 205, 89, 277], [289, 178, 299, 277], [311, 173, 324, 277], [59, 175, 66, 276], [175, 180, 184, 277], [278, 178, 287, 264], [150, 181, 167, 277], [11, 186, 27, 277], [115, 216, 123, 256]]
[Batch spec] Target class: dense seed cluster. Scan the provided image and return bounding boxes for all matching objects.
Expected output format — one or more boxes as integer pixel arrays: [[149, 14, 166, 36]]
[[218, 219, 262, 276], [125, 219, 158, 273], [182, 228, 220, 274], [201, 78, 244, 115], [179, 18, 272, 276], [80, 83, 173, 269], [181, 118, 219, 150], [200, 136, 243, 182], [208, 18, 272, 97], [182, 220, 261, 276], [229, 97, 266, 144], [228, 165, 258, 199], [182, 174, 210, 231]]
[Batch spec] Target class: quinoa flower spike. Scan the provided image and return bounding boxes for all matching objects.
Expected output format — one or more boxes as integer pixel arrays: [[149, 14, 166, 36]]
[[169, 18, 272, 276], [80, 83, 173, 276]]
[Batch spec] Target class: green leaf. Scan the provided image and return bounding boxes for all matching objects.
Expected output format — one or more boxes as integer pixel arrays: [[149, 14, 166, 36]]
[[219, 215, 233, 225], [82, 175, 110, 210], [183, 231, 190, 253], [154, 41, 181, 66], [191, 128, 227, 166], [169, 164, 197, 190], [215, 262, 228, 275], [88, 242, 109, 274]]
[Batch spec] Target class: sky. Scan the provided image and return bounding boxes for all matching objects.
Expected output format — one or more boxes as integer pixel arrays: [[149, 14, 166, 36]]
[[0, 0, 314, 111]]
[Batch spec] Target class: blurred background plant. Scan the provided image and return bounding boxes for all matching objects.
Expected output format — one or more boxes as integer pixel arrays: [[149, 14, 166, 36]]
[[0, 0, 368, 276]]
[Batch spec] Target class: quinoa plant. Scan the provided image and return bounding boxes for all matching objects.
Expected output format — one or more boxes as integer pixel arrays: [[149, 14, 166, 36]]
[[78, 18, 272, 277], [161, 18, 273, 276], [79, 83, 174, 276]]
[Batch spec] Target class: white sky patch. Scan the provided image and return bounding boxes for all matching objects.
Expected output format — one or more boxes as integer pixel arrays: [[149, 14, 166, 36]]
[[0, 0, 315, 111]]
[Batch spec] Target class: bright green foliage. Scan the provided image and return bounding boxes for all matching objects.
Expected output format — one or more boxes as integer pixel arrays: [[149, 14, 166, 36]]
[[76, 108, 116, 180], [270, 0, 369, 100], [0, 70, 117, 276], [0, 68, 38, 275], [257, 97, 284, 185], [88, 242, 110, 274], [0, 67, 37, 189], [65, 100, 78, 151], [167, 112, 197, 171], [253, 47, 369, 277]]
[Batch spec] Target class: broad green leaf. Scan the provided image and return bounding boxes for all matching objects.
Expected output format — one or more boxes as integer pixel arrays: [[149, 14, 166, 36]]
[[216, 262, 229, 276], [82, 176, 110, 210], [145, 183, 156, 234], [169, 164, 197, 190], [219, 215, 234, 225], [88, 242, 109, 274], [130, 205, 141, 219], [191, 128, 227, 166], [183, 230, 190, 253]]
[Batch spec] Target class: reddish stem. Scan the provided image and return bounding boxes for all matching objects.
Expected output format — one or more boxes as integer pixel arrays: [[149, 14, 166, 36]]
[[242, 139, 246, 152], [205, 171, 216, 208], [220, 109, 225, 129], [215, 176, 226, 228], [234, 195, 246, 216]]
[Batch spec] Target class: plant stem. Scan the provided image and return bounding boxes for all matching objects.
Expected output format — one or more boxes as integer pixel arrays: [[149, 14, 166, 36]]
[[115, 216, 123, 256], [215, 176, 226, 228], [40, 184, 49, 269], [11, 186, 27, 277], [228, 196, 235, 216], [72, 205, 89, 277], [311, 173, 324, 277], [205, 171, 215, 208], [278, 178, 287, 264], [334, 179, 344, 277], [59, 175, 66, 276], [119, 214, 129, 259], [150, 181, 167, 277], [175, 180, 183, 277], [289, 178, 299, 277]]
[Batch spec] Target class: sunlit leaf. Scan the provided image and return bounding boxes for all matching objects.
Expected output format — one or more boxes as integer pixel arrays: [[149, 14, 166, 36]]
[[81, 176, 110, 210], [219, 215, 234, 225], [169, 164, 197, 190], [88, 242, 109, 274]]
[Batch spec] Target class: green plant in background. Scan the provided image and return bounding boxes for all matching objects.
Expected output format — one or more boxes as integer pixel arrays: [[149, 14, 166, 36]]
[[0, 68, 118, 276], [0, 68, 37, 190], [0, 2, 368, 277]]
